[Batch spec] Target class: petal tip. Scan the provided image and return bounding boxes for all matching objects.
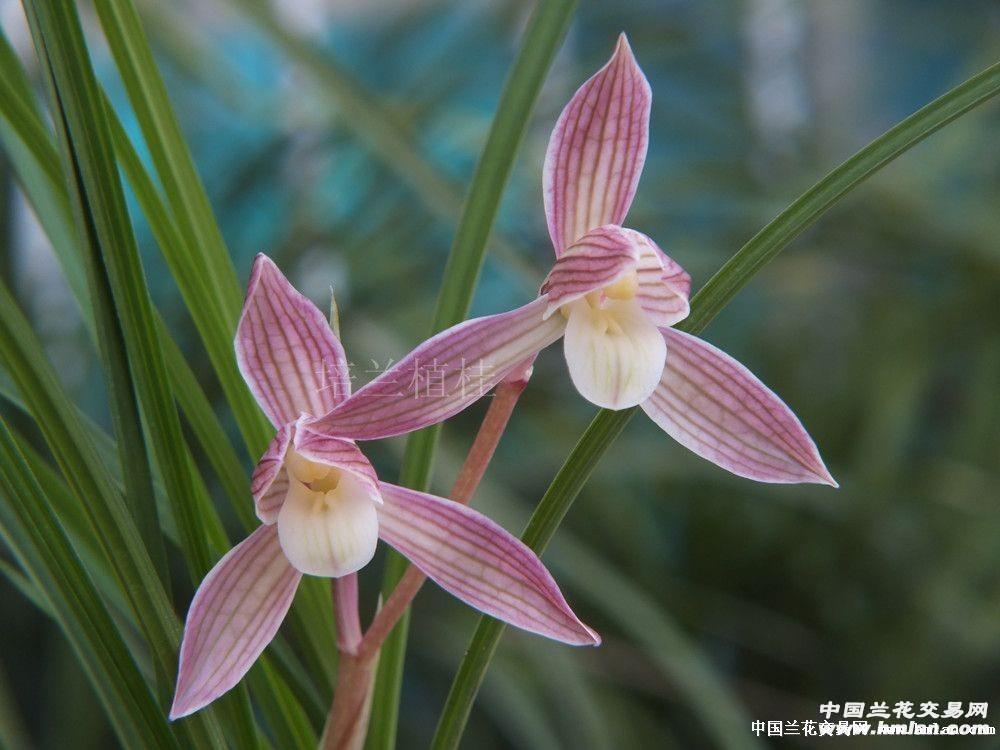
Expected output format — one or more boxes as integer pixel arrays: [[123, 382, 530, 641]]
[[169, 526, 300, 723], [246, 254, 286, 298], [611, 32, 647, 86], [801, 447, 838, 488], [236, 255, 352, 425], [581, 624, 602, 647], [813, 464, 839, 489], [248, 252, 276, 285], [168, 694, 199, 721], [377, 483, 601, 648]]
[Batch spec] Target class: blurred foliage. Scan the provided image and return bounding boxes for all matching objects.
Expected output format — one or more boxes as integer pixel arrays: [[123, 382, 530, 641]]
[[0, 0, 998, 747]]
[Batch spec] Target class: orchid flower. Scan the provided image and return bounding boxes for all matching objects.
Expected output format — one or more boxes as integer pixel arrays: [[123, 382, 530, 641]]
[[310, 35, 835, 487], [170, 255, 598, 720]]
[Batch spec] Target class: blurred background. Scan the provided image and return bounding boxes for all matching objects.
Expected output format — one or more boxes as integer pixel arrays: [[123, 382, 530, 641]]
[[1, 0, 998, 747]]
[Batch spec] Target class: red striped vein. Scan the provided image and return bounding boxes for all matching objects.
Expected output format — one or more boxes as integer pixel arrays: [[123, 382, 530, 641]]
[[376, 482, 598, 645], [641, 329, 835, 485]]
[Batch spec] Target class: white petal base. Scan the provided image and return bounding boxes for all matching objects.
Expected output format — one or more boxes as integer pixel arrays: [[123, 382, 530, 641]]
[[563, 297, 666, 409], [277, 468, 379, 578]]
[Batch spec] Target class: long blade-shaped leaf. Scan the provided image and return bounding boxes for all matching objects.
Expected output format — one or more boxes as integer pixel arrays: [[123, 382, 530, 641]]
[[1, 24, 257, 539], [104, 101, 256, 526], [367, 4, 577, 747], [87, 6, 339, 685], [7, 22, 228, 750], [25, 0, 226, 580], [23, 2, 266, 744], [0, 277, 228, 749], [59, 80, 170, 592], [2, 412, 133, 612], [92, 0, 272, 457], [247, 659, 317, 750], [106, 96, 338, 703], [2, 24, 164, 584], [0, 35, 241, 527], [0, 417, 178, 749], [431, 59, 1000, 750]]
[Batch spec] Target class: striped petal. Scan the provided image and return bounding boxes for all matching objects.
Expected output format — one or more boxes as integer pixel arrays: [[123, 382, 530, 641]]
[[171, 526, 300, 719], [543, 33, 651, 255], [235, 254, 351, 427], [252, 424, 293, 524], [309, 297, 566, 441], [649, 239, 691, 299], [541, 225, 640, 317], [623, 229, 690, 327], [642, 329, 837, 485], [376, 482, 600, 646]]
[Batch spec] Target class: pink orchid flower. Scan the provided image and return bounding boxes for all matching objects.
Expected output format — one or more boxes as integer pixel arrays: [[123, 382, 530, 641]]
[[169, 255, 598, 720], [310, 34, 835, 487]]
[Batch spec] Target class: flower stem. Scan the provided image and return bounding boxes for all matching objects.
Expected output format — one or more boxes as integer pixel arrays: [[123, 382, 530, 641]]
[[320, 652, 376, 750], [333, 574, 361, 654], [450, 369, 531, 506], [322, 574, 367, 749], [357, 567, 422, 661], [322, 375, 529, 744]]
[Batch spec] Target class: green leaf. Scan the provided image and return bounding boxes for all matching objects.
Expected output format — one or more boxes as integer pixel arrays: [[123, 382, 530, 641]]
[[431, 59, 1000, 750], [92, 0, 273, 458], [366, 3, 577, 748], [0, 28, 251, 529], [8, 7, 235, 745], [0, 416, 179, 749], [104, 104, 256, 528], [0, 274, 228, 749], [104, 97, 339, 698], [83, 1, 340, 704], [60, 81, 171, 591], [24, 0, 226, 595], [430, 410, 632, 750], [0, 27, 88, 310], [0, 412, 131, 612], [247, 660, 317, 750], [682, 59, 1000, 335], [0, 551, 51, 615]]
